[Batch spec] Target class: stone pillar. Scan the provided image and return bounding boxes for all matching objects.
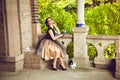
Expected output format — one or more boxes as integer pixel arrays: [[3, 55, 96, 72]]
[[115, 38, 120, 78], [76, 0, 85, 27], [72, 0, 89, 68], [0, 0, 24, 72], [73, 27, 89, 68], [30, 0, 41, 47], [19, 0, 33, 50]]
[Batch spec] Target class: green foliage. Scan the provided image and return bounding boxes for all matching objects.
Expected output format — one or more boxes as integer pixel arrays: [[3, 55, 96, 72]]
[[64, 3, 77, 13], [104, 44, 115, 58], [85, 0, 92, 4], [87, 43, 97, 61], [66, 42, 74, 59], [85, 3, 119, 59], [38, 1, 75, 34], [85, 3, 120, 35]]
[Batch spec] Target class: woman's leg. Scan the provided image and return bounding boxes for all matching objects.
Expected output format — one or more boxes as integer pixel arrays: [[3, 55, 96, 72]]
[[53, 58, 57, 69], [59, 57, 66, 69]]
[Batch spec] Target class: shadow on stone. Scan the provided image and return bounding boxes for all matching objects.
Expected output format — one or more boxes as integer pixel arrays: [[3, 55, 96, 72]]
[[108, 59, 116, 77]]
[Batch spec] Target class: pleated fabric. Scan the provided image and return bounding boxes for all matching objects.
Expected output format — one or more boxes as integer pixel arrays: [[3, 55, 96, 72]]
[[37, 39, 64, 61]]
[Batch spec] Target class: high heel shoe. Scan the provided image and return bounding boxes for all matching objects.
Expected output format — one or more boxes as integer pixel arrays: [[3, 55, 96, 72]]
[[59, 65, 67, 71], [51, 67, 57, 71], [50, 64, 57, 71]]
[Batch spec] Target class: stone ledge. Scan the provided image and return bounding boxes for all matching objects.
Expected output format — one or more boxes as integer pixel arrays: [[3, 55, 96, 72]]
[[0, 60, 23, 72], [0, 54, 24, 72], [0, 54, 24, 62], [24, 53, 48, 70]]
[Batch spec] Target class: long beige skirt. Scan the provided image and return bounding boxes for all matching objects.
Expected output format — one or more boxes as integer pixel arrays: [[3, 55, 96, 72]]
[[37, 39, 64, 61]]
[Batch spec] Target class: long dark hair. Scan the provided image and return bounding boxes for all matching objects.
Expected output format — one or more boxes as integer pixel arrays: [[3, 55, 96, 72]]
[[45, 17, 52, 27]]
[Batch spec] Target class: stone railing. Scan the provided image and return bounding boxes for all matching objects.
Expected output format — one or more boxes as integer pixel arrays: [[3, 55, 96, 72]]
[[58, 35, 120, 78], [87, 35, 116, 67], [86, 35, 120, 78], [59, 35, 118, 67]]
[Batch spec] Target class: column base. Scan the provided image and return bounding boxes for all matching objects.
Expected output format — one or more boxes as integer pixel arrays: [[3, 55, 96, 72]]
[[73, 57, 89, 68], [0, 54, 24, 72]]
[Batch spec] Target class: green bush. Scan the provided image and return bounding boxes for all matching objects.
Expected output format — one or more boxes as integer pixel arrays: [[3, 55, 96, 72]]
[[85, 3, 120, 35], [66, 42, 74, 59], [38, 2, 75, 34], [87, 43, 97, 61], [104, 44, 115, 58]]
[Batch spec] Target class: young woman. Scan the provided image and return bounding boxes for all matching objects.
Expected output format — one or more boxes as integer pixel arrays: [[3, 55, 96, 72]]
[[37, 17, 67, 71]]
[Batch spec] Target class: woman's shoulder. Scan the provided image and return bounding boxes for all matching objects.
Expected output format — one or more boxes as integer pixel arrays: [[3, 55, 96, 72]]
[[48, 27, 53, 30], [48, 27, 54, 32]]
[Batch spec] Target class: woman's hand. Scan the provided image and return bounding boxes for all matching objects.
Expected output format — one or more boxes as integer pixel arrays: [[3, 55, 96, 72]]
[[53, 22, 57, 28], [53, 22, 60, 34]]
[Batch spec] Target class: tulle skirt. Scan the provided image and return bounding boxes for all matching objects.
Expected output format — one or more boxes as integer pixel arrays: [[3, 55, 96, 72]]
[[37, 39, 64, 61]]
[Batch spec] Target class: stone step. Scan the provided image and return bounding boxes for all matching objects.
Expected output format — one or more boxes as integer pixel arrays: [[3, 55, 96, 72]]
[[24, 50, 48, 70]]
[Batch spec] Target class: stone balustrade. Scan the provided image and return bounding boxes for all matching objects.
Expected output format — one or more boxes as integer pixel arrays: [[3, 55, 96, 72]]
[[55, 35, 120, 78], [87, 35, 116, 68]]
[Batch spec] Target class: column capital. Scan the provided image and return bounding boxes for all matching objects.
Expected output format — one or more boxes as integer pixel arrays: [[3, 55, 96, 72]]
[[73, 27, 89, 33]]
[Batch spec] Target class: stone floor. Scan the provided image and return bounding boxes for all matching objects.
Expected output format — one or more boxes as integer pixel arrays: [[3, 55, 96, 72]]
[[0, 67, 119, 80]]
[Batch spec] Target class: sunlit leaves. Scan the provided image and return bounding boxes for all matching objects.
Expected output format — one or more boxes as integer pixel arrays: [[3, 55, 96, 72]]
[[38, 0, 76, 34], [85, 3, 120, 35]]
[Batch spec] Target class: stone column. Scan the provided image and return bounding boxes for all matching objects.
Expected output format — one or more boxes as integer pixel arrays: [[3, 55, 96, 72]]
[[30, 0, 41, 47], [19, 0, 33, 50], [72, 0, 89, 68], [76, 0, 85, 27], [73, 27, 89, 68], [0, 0, 24, 72]]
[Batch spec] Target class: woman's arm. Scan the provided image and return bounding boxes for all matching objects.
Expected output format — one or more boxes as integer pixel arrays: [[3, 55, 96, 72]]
[[53, 23, 60, 34], [48, 29, 63, 41]]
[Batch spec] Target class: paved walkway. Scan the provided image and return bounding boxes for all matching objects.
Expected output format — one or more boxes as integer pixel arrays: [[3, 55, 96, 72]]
[[0, 67, 119, 80]]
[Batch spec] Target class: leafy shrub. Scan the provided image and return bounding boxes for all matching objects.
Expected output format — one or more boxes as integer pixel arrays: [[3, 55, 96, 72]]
[[85, 3, 120, 35], [66, 42, 74, 59], [104, 44, 115, 58], [87, 43, 97, 61], [38, 2, 75, 34]]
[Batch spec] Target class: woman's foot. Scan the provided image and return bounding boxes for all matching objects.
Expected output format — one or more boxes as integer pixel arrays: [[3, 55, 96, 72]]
[[59, 65, 67, 71], [51, 67, 57, 71], [51, 64, 57, 71]]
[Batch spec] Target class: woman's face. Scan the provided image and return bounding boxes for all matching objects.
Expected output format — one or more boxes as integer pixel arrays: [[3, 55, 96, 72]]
[[47, 18, 54, 26]]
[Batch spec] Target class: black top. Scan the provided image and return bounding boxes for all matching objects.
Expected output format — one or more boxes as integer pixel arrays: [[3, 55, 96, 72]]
[[46, 27, 56, 40]]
